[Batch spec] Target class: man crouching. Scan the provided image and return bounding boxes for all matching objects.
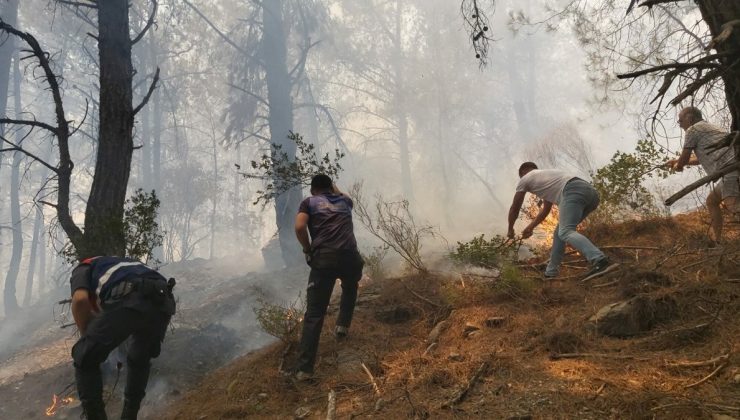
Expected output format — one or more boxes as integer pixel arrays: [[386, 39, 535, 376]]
[[70, 256, 176, 420]]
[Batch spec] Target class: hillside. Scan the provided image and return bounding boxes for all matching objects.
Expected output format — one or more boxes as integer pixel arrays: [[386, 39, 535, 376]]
[[161, 212, 740, 419]]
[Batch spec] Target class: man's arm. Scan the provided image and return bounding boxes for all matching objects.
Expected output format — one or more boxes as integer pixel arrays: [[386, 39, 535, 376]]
[[522, 201, 553, 239], [674, 148, 698, 172], [71, 288, 96, 335], [295, 212, 311, 253], [507, 191, 526, 238]]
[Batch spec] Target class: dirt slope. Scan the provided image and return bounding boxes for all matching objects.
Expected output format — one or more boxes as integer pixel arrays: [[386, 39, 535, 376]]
[[163, 213, 740, 419]]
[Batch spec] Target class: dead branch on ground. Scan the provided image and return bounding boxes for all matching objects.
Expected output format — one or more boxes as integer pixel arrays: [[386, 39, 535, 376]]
[[685, 362, 728, 388], [441, 361, 488, 409], [361, 362, 381, 395], [665, 353, 729, 368], [549, 352, 651, 361]]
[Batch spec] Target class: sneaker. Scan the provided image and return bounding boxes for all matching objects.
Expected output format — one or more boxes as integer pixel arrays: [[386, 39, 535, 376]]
[[582, 258, 619, 282], [543, 272, 558, 279], [334, 325, 348, 339]]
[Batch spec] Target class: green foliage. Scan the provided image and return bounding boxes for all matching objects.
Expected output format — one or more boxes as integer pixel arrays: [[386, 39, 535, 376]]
[[449, 234, 518, 269], [244, 131, 344, 205], [590, 139, 671, 221], [253, 297, 305, 344], [124, 189, 164, 262], [493, 263, 534, 299]]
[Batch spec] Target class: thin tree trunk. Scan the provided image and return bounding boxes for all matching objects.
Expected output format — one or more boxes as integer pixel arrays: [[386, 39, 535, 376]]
[[262, 0, 302, 267], [209, 126, 218, 259], [23, 206, 42, 306], [5, 49, 23, 316], [394, 0, 413, 201], [0, 0, 18, 137]]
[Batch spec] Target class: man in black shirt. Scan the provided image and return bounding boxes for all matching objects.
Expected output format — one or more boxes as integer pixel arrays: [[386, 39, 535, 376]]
[[293, 174, 364, 379], [69, 256, 175, 420]]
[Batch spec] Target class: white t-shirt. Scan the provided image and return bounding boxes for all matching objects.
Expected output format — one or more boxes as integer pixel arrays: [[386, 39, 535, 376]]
[[516, 169, 576, 205], [684, 121, 734, 174]]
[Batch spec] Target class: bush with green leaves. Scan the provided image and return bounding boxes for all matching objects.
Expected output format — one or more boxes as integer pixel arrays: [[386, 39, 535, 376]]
[[590, 139, 671, 222], [124, 189, 164, 262], [253, 296, 305, 344], [449, 234, 519, 269], [242, 131, 344, 205]]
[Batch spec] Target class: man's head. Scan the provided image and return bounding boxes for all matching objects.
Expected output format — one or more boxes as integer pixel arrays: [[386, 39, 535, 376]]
[[678, 106, 703, 131], [310, 174, 333, 195], [518, 162, 538, 178]]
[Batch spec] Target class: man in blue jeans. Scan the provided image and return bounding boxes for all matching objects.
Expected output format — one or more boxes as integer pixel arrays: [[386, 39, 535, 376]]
[[507, 162, 618, 280], [293, 174, 364, 380]]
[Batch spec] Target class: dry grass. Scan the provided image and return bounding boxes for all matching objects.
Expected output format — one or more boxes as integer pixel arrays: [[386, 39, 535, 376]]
[[161, 211, 740, 419]]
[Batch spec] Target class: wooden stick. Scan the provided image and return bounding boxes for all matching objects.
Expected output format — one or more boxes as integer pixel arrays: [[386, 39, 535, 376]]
[[422, 342, 437, 357], [326, 390, 337, 420], [550, 353, 651, 361], [441, 361, 488, 408], [361, 362, 381, 395], [685, 362, 727, 388], [402, 282, 442, 308], [665, 162, 740, 206], [591, 280, 620, 289], [665, 353, 729, 368]]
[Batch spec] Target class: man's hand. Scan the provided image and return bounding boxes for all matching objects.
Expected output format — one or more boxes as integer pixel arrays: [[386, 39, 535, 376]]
[[521, 226, 534, 239], [664, 159, 677, 169], [507, 227, 516, 239], [71, 288, 97, 335]]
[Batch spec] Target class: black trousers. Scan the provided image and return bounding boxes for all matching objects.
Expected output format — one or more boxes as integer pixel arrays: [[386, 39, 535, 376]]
[[72, 288, 173, 405], [296, 249, 364, 373]]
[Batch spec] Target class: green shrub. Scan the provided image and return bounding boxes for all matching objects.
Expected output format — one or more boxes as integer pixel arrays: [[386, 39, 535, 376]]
[[449, 234, 518, 269]]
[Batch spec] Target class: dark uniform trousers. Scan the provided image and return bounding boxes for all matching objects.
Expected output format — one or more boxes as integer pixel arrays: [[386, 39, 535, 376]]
[[296, 248, 364, 373], [72, 277, 174, 406]]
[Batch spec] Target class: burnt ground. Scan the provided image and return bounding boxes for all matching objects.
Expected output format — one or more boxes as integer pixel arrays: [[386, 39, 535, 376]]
[[0, 256, 307, 420], [162, 212, 740, 419]]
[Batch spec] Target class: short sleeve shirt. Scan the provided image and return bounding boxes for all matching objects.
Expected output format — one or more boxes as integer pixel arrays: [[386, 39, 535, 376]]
[[298, 193, 358, 251], [684, 121, 734, 174], [516, 169, 576, 205]]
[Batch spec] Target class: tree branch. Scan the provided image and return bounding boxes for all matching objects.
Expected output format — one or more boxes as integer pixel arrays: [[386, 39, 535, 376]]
[[131, 0, 157, 45], [182, 0, 251, 57], [639, 0, 687, 9], [0, 135, 59, 173], [707, 19, 740, 51], [133, 67, 160, 115], [664, 162, 740, 206], [55, 0, 98, 9], [0, 118, 58, 135]]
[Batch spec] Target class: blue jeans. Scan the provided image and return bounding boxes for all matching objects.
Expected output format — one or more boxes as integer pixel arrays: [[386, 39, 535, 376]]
[[545, 179, 605, 276]]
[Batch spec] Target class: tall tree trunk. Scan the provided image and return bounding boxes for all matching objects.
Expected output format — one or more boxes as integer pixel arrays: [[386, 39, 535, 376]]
[[209, 129, 218, 259], [23, 206, 42, 306], [0, 0, 18, 137], [82, 0, 135, 257], [262, 0, 302, 267], [394, 0, 413, 201], [5, 49, 23, 316], [697, 1, 740, 131]]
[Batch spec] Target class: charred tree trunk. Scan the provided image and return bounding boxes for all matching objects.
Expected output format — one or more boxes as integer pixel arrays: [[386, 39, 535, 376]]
[[82, 0, 135, 258], [262, 0, 302, 267], [697, 1, 740, 131]]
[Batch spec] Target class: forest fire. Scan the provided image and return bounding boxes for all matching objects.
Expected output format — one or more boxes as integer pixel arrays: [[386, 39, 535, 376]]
[[45, 394, 76, 417]]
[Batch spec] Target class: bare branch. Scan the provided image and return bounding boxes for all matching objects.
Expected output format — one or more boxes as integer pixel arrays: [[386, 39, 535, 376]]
[[707, 19, 740, 51], [131, 0, 157, 45], [0, 135, 59, 173], [133, 67, 160, 115], [665, 162, 740, 206], [55, 0, 98, 9], [182, 0, 251, 57], [638, 0, 687, 9], [669, 67, 723, 105], [0, 118, 58, 134]]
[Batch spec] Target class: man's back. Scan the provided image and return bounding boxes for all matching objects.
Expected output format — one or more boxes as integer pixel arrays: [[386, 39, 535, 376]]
[[685, 121, 734, 174], [298, 193, 357, 251]]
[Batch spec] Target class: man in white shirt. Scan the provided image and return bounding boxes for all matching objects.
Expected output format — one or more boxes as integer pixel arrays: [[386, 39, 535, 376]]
[[666, 106, 738, 243], [507, 162, 618, 280]]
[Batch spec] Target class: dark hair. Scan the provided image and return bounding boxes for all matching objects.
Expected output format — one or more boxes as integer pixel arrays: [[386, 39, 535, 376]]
[[311, 174, 333, 191], [518, 162, 538, 175]]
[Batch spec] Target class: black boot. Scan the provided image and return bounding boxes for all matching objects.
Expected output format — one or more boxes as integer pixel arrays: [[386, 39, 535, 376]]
[[120, 399, 141, 420], [81, 399, 108, 420]]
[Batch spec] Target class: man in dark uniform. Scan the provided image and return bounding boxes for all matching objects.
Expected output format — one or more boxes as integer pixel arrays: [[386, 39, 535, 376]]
[[293, 174, 364, 379], [69, 256, 175, 420]]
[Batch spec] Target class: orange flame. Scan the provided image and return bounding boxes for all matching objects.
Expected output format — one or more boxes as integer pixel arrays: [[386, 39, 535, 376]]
[[45, 394, 76, 417]]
